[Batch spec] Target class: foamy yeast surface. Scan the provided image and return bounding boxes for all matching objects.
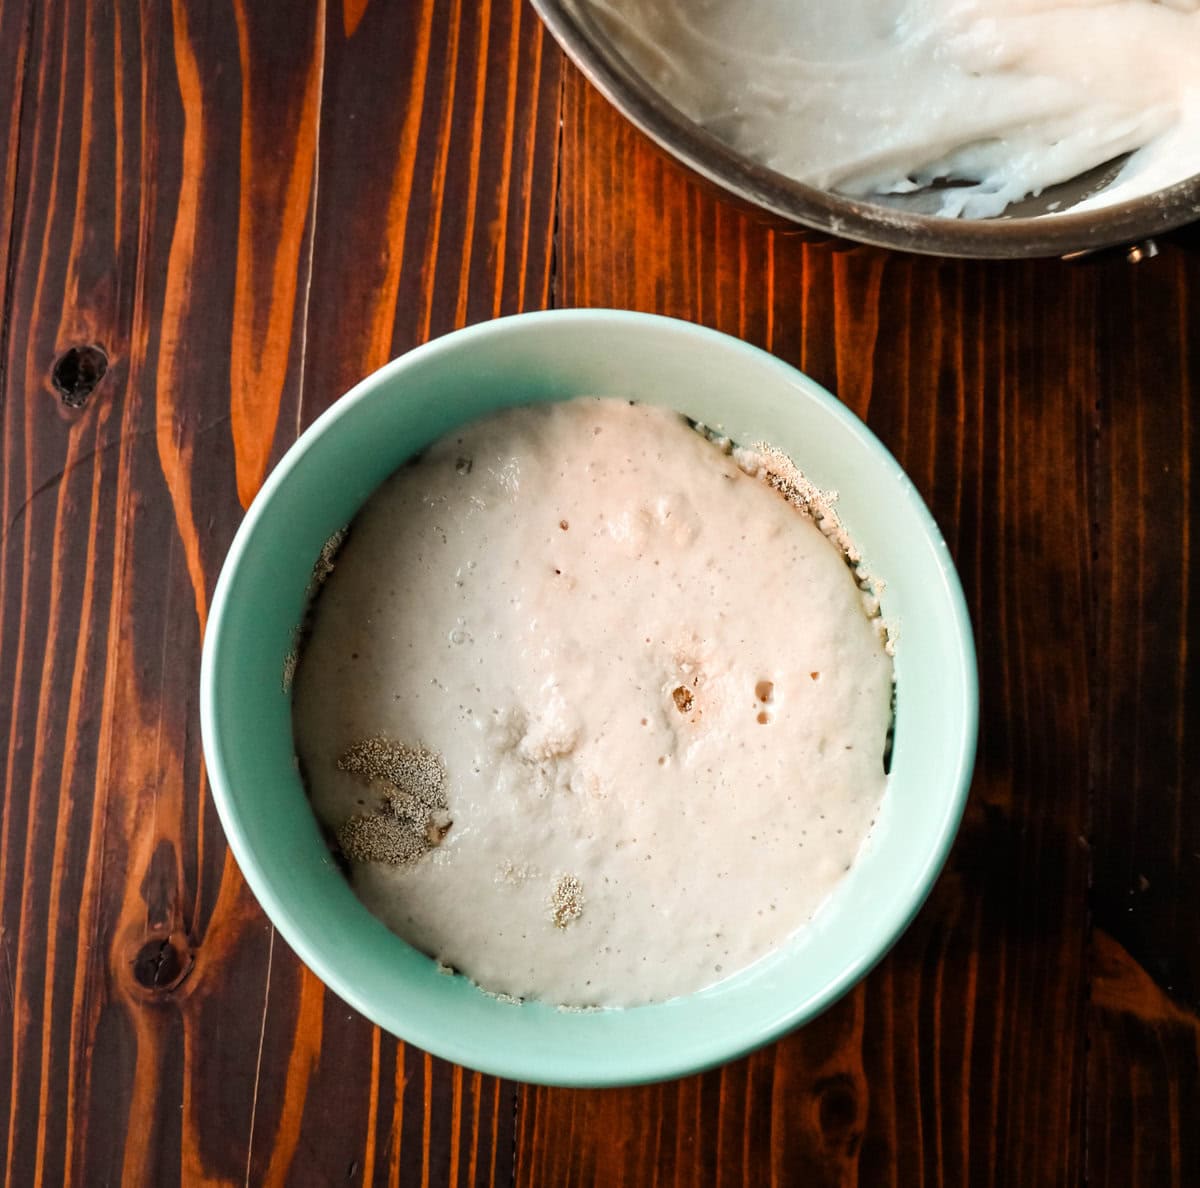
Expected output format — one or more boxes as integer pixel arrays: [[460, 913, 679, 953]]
[[292, 398, 893, 1007]]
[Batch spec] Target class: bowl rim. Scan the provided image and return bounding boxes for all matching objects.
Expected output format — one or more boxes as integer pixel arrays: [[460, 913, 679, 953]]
[[200, 309, 979, 1084], [531, 0, 1200, 260]]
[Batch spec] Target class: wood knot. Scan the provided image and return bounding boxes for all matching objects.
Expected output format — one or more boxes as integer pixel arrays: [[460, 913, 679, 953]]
[[51, 344, 108, 408], [814, 1073, 863, 1154], [131, 932, 193, 996]]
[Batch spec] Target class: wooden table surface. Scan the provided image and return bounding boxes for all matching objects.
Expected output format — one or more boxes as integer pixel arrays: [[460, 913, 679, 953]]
[[2, 1, 1198, 1184]]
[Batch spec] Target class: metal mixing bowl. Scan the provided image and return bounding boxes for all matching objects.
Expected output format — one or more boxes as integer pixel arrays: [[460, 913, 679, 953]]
[[533, 0, 1200, 259]]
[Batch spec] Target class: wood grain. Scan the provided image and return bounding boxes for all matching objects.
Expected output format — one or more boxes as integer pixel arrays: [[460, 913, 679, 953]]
[[0, 0, 32, 327], [0, 1, 556, 1183], [1089, 247, 1200, 1187], [1, 3, 1197, 1185]]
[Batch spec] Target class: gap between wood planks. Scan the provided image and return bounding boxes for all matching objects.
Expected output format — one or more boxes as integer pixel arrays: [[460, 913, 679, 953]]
[[244, 928, 277, 1188], [1082, 329, 1103, 1188], [546, 66, 566, 314], [241, 2, 328, 1178], [292, 8, 326, 446]]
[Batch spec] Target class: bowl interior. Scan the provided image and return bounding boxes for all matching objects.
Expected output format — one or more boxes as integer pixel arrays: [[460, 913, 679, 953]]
[[201, 310, 977, 1086]]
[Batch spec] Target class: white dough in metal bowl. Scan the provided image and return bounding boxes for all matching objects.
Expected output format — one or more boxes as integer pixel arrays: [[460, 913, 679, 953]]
[[590, 0, 1200, 218]]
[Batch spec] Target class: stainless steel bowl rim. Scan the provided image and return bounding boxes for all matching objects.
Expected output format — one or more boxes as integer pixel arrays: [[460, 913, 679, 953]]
[[533, 0, 1200, 259]]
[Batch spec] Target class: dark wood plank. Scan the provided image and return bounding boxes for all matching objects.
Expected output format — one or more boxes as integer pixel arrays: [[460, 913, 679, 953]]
[[0, 0, 33, 327], [517, 64, 1097, 1188], [0, 3, 179, 1182], [292, 0, 561, 431], [1088, 247, 1200, 1186], [0, 1, 558, 1184], [1088, 931, 1199, 1188]]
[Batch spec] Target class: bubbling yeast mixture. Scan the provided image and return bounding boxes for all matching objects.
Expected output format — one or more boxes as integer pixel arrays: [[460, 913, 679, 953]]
[[590, 0, 1200, 218], [292, 399, 893, 1007]]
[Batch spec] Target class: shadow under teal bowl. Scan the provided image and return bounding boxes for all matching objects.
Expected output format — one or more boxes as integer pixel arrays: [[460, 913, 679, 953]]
[[199, 309, 977, 1087]]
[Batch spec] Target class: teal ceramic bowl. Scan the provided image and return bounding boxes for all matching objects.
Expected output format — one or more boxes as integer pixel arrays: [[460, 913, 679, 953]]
[[200, 309, 977, 1087]]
